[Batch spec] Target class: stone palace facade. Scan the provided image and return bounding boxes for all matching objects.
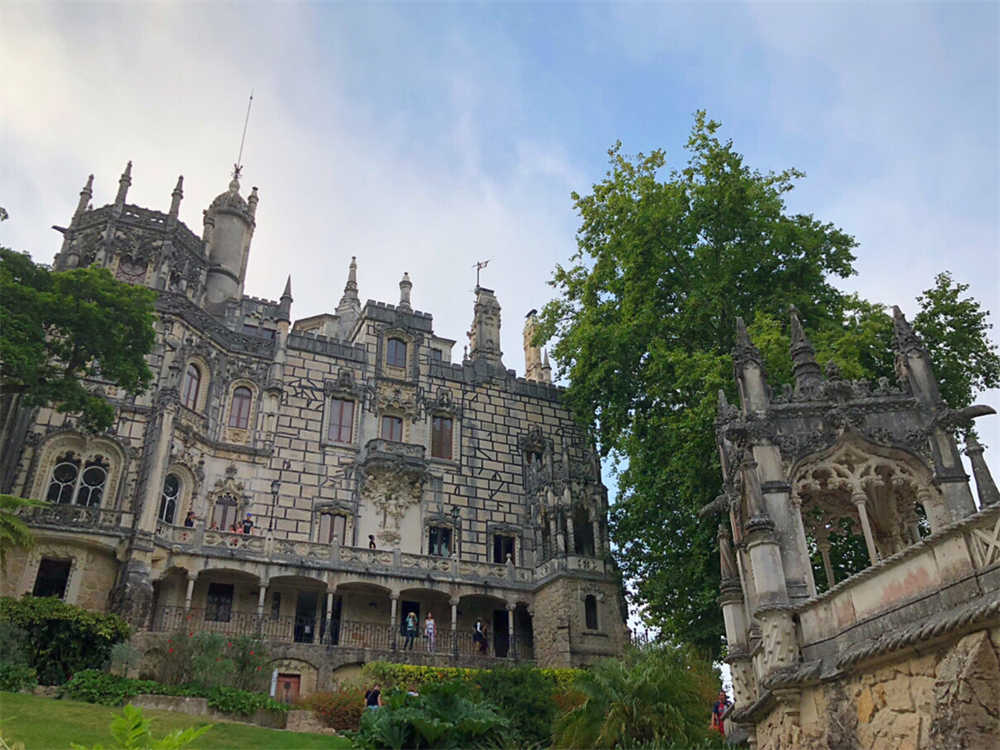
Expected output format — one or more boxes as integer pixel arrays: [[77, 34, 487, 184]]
[[0, 165, 627, 696], [713, 309, 1000, 749]]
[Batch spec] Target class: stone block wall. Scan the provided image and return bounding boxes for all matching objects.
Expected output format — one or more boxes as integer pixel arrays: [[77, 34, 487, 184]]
[[754, 627, 1000, 750]]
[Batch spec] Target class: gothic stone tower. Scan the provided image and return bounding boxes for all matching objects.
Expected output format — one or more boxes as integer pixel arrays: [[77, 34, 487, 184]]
[[711, 309, 1000, 749]]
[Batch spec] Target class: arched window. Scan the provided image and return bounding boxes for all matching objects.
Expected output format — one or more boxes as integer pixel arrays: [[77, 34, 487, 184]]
[[159, 473, 180, 524], [181, 365, 201, 410], [228, 387, 253, 429], [76, 458, 108, 507], [46, 454, 80, 504], [386, 338, 407, 368], [584, 595, 599, 630]]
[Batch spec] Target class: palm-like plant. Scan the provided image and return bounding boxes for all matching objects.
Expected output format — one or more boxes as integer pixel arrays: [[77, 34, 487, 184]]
[[0, 494, 44, 573], [553, 645, 719, 749]]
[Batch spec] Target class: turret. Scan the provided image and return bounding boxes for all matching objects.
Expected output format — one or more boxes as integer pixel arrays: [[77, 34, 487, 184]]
[[168, 175, 184, 222], [203, 173, 257, 306], [113, 161, 132, 214], [468, 286, 503, 367], [789, 305, 822, 396]]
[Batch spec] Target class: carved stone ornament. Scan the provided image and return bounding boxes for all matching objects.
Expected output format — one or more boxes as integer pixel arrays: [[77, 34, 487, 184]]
[[360, 459, 425, 546], [373, 381, 421, 421]]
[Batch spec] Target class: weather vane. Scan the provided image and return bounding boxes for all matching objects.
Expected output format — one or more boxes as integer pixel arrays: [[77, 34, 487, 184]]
[[473, 259, 491, 287]]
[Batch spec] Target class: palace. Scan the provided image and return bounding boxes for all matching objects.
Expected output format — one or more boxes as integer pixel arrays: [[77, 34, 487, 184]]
[[0, 165, 627, 698]]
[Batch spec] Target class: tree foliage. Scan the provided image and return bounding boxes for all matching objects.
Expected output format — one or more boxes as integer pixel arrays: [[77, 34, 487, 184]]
[[0, 248, 156, 432], [538, 113, 1000, 656], [0, 494, 45, 572]]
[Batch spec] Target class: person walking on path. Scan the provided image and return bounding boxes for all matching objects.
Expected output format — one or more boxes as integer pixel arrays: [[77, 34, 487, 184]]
[[424, 612, 436, 652], [364, 684, 382, 710], [403, 611, 418, 649]]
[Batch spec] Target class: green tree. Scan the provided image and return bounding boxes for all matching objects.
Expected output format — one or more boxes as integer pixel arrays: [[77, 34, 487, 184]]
[[0, 494, 45, 572], [0, 247, 156, 433], [537, 113, 1000, 656]]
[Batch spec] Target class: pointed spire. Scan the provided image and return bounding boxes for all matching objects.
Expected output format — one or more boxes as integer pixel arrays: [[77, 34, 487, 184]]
[[73, 174, 94, 223], [965, 435, 999, 506], [247, 186, 259, 220], [336, 256, 360, 314], [733, 317, 769, 413], [277, 275, 293, 323], [789, 305, 822, 396], [733, 317, 762, 367], [168, 175, 184, 220], [114, 161, 132, 209], [892, 305, 925, 355], [398, 272, 412, 312]]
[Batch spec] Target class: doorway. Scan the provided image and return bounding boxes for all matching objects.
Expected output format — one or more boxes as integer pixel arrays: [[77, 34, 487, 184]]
[[492, 609, 509, 658], [277, 673, 300, 704], [294, 592, 318, 644]]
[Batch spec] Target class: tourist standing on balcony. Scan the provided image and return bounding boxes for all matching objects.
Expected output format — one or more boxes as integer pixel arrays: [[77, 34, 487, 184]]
[[183, 511, 196, 528], [403, 610, 418, 649], [242, 513, 254, 534], [369, 534, 377, 550], [424, 612, 436, 652]]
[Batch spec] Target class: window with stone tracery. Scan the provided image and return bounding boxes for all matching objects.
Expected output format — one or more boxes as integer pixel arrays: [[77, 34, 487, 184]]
[[159, 473, 180, 524], [46, 453, 108, 507]]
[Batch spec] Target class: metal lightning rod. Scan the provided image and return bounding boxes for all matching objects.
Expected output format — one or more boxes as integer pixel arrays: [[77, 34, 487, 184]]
[[234, 91, 254, 179]]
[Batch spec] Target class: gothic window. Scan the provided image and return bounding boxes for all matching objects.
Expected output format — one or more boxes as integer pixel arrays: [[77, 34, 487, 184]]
[[159, 473, 180, 524], [431, 415, 453, 459], [181, 365, 201, 410], [327, 398, 355, 443], [386, 338, 407, 368], [381, 415, 403, 442], [115, 256, 148, 285], [46, 455, 80, 504], [212, 494, 238, 530], [75, 459, 109, 507], [228, 387, 253, 429], [318, 513, 347, 544], [574, 507, 595, 556], [493, 534, 515, 564], [584, 595, 599, 630], [427, 526, 452, 557], [206, 583, 234, 622], [33, 558, 72, 599]]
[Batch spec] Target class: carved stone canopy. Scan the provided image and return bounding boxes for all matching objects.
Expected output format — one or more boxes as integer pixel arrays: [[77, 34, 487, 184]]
[[359, 451, 427, 547]]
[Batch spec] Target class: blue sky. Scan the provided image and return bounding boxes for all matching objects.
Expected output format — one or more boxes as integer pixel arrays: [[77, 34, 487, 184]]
[[1, 2, 998, 478]]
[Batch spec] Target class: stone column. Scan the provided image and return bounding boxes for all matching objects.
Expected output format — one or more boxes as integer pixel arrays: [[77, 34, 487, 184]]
[[592, 519, 602, 557], [917, 486, 951, 533], [390, 594, 398, 650], [450, 597, 459, 657], [184, 574, 196, 613], [138, 400, 178, 534], [818, 539, 836, 589], [852, 493, 880, 565], [966, 436, 1000, 507], [256, 583, 267, 619], [565, 514, 576, 555], [325, 589, 335, 644], [507, 603, 516, 659]]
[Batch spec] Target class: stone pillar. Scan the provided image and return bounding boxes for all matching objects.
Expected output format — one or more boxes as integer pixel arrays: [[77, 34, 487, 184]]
[[139, 400, 178, 534], [565, 514, 576, 555], [818, 539, 835, 589], [184, 574, 196, 613], [325, 589, 335, 644], [390, 594, 398, 650], [918, 486, 952, 533], [257, 584, 267, 619], [552, 515, 564, 555], [507, 603, 516, 659], [592, 519, 602, 557], [966, 436, 999, 507], [450, 597, 459, 657], [852, 493, 880, 565]]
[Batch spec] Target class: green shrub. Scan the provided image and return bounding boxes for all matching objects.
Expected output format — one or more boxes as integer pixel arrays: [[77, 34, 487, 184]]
[[69, 704, 211, 750], [0, 662, 37, 692], [204, 685, 286, 717], [0, 596, 130, 685], [109, 641, 143, 676], [63, 669, 157, 705], [552, 644, 720, 749], [476, 664, 558, 746], [361, 661, 581, 694], [226, 635, 269, 692], [303, 687, 365, 731], [189, 632, 235, 689], [0, 622, 30, 665]]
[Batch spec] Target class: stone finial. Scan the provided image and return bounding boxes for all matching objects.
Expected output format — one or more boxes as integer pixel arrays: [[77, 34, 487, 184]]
[[965, 435, 1000, 506], [523, 310, 545, 382], [168, 175, 184, 220], [468, 286, 503, 367], [892, 305, 942, 405], [733, 317, 769, 414], [789, 305, 823, 396], [892, 306, 925, 355], [398, 272, 412, 312], [248, 186, 259, 220], [73, 174, 94, 224], [114, 161, 133, 209], [733, 317, 763, 367], [542, 349, 552, 383], [277, 275, 293, 323], [337, 257, 360, 312]]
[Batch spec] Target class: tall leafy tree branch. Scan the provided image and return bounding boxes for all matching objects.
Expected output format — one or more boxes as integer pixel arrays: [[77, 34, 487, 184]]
[[537, 112, 999, 655]]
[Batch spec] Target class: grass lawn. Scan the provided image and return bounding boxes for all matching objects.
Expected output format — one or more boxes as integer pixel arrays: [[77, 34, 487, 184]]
[[0, 692, 352, 750]]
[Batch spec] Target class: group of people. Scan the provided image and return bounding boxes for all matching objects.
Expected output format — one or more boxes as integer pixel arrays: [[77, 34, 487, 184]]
[[397, 611, 489, 655]]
